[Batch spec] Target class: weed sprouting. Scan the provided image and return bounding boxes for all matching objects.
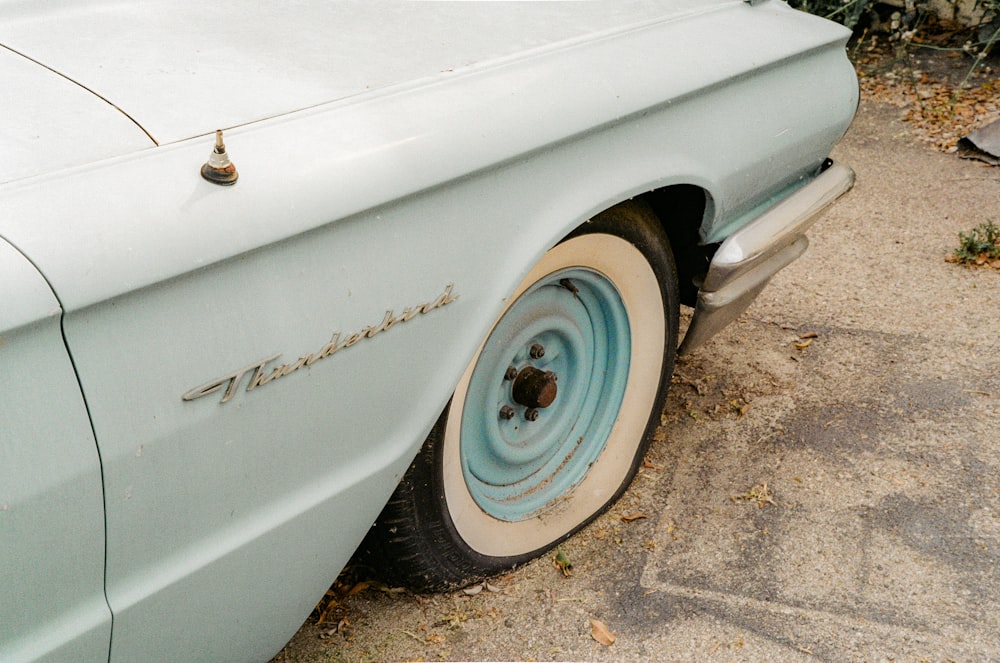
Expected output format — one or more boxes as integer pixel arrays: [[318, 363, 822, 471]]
[[952, 221, 1000, 265]]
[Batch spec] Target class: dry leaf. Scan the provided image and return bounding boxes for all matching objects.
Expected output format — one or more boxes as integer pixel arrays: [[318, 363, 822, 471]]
[[462, 584, 483, 596], [642, 460, 663, 470], [798, 331, 819, 339], [794, 338, 813, 350], [732, 482, 776, 508], [621, 512, 647, 523], [590, 618, 616, 646], [426, 632, 446, 644], [346, 581, 369, 597], [729, 400, 749, 417]]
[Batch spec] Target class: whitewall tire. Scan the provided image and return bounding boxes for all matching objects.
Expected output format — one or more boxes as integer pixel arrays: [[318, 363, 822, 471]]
[[362, 200, 679, 590]]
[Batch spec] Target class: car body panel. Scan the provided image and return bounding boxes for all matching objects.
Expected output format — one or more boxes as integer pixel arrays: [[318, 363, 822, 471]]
[[0, 2, 858, 661], [0, 240, 111, 662], [0, 45, 152, 185], [0, 0, 724, 146]]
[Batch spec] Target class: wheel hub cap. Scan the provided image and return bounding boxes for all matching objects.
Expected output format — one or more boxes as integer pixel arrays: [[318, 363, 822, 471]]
[[511, 366, 558, 409]]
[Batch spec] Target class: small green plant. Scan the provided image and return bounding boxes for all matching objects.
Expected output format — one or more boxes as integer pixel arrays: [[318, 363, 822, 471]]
[[951, 221, 1000, 265]]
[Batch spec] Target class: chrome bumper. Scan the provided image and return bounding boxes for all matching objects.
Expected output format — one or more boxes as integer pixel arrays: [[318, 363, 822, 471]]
[[678, 162, 855, 355]]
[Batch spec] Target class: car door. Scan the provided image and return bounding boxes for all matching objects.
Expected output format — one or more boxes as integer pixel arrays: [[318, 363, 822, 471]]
[[0, 239, 111, 663]]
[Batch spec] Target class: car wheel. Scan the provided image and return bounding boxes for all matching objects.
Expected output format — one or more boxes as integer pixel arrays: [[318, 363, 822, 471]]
[[362, 200, 679, 590]]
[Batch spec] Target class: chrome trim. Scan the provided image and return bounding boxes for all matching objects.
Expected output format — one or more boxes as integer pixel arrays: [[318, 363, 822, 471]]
[[678, 162, 854, 355], [183, 284, 459, 404]]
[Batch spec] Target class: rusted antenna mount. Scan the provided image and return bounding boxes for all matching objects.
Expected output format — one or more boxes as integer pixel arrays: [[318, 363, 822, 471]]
[[200, 130, 239, 186]]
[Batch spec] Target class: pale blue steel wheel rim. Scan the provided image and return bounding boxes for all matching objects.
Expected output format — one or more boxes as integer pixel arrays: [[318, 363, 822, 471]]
[[460, 267, 631, 522]]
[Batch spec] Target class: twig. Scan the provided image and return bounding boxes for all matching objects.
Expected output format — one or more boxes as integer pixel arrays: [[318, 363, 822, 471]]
[[949, 22, 1000, 106]]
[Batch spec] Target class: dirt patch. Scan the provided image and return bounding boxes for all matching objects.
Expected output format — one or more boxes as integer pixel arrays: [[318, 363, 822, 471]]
[[853, 20, 1000, 152]]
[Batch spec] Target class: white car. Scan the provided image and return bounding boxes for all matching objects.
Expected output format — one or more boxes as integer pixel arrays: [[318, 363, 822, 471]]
[[0, 2, 856, 661]]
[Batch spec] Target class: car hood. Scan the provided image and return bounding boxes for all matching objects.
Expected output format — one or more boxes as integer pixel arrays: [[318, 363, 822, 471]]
[[0, 0, 729, 180], [0, 45, 154, 185]]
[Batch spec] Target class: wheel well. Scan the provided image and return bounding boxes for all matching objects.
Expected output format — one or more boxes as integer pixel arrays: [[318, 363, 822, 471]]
[[639, 185, 715, 308]]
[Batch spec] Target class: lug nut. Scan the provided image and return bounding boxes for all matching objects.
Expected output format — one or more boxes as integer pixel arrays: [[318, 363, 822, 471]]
[[525, 408, 539, 422], [529, 343, 545, 359], [499, 405, 516, 420], [504, 365, 517, 381]]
